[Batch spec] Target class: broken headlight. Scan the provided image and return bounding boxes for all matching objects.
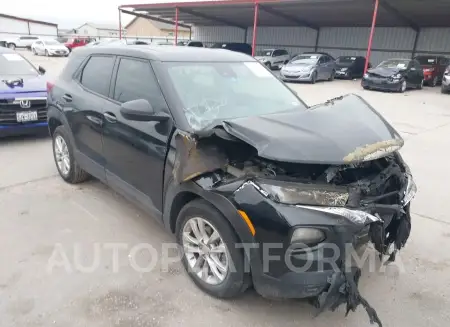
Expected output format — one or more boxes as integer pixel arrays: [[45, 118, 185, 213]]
[[402, 174, 417, 206], [258, 182, 349, 207]]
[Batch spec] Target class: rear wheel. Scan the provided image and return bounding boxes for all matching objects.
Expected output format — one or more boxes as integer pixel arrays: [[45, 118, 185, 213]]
[[430, 76, 438, 87], [176, 199, 250, 298], [52, 126, 90, 184], [418, 79, 424, 89], [7, 43, 15, 50]]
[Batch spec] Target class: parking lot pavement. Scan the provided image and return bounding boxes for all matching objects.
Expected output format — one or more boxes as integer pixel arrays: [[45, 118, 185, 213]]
[[1, 52, 449, 327]]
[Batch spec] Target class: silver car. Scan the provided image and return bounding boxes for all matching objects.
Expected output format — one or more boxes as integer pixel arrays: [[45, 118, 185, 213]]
[[280, 52, 336, 83]]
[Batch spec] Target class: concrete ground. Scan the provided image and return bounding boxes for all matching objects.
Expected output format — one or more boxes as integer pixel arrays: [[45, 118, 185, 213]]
[[1, 50, 449, 327]]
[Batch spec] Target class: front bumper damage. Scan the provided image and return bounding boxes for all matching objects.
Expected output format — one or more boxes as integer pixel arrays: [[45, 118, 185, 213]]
[[171, 121, 414, 326]]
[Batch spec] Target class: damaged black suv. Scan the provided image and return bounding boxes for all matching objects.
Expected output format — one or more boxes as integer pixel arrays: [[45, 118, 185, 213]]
[[47, 46, 416, 325]]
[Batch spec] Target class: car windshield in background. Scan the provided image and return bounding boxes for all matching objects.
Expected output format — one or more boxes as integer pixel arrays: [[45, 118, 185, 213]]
[[377, 59, 410, 69], [290, 54, 319, 64], [337, 56, 357, 63], [45, 40, 60, 45], [415, 56, 437, 65], [0, 53, 38, 76], [256, 50, 273, 56], [164, 61, 306, 130]]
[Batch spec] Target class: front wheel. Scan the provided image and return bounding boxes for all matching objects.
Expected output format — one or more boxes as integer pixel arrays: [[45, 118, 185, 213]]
[[7, 43, 15, 50], [265, 62, 272, 70], [176, 199, 250, 298], [328, 70, 336, 81], [45, 50, 49, 57], [52, 126, 90, 184], [399, 80, 407, 93], [418, 79, 424, 89], [32, 48, 37, 55], [310, 71, 317, 84]]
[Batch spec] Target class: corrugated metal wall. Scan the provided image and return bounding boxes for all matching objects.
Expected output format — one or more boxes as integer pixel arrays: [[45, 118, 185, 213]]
[[194, 26, 450, 65], [317, 27, 416, 64], [246, 27, 317, 55]]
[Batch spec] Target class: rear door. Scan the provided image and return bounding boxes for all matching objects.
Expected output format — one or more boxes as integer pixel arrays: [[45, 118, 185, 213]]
[[102, 56, 172, 215], [64, 55, 116, 179]]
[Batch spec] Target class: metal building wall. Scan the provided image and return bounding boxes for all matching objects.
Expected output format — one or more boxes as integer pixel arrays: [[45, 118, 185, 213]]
[[0, 16, 29, 39], [28, 23, 57, 38], [246, 27, 317, 56], [416, 28, 450, 55], [317, 27, 416, 65], [194, 26, 450, 65]]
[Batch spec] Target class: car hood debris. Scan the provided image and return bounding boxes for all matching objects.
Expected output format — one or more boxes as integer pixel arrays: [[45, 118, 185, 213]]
[[0, 75, 46, 94]]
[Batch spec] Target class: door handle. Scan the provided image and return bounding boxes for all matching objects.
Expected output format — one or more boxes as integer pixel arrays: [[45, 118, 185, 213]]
[[103, 112, 117, 123], [62, 94, 72, 102]]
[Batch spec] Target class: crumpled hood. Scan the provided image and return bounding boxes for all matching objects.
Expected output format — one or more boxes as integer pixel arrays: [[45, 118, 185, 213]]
[[0, 75, 47, 95], [222, 93, 403, 164], [368, 67, 404, 77]]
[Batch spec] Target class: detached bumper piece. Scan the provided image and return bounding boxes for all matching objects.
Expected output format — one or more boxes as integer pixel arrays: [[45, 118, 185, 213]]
[[313, 267, 382, 327]]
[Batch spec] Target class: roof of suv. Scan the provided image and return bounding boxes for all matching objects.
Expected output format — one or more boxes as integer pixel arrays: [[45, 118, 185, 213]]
[[73, 45, 254, 62]]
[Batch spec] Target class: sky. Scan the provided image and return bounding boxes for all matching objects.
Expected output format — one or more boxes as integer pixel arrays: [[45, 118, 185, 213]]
[[2, 0, 206, 29]]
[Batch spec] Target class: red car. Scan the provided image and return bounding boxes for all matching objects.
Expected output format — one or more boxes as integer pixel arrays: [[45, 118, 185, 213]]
[[414, 55, 450, 87], [63, 38, 90, 51]]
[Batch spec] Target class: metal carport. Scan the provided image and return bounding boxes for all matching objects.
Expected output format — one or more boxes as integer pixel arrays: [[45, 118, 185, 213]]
[[119, 0, 450, 73]]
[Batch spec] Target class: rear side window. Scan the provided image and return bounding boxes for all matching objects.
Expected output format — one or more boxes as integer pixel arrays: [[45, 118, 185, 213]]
[[80, 56, 115, 96], [113, 58, 168, 112]]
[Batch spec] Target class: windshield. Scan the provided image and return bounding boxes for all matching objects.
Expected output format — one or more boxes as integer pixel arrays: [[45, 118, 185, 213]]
[[256, 50, 273, 56], [289, 54, 318, 64], [377, 59, 410, 69], [164, 62, 307, 130], [44, 40, 60, 45], [0, 53, 38, 76], [414, 56, 437, 65], [337, 56, 357, 63]]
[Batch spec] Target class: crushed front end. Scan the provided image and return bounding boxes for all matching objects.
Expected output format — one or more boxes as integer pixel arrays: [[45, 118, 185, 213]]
[[171, 94, 416, 326]]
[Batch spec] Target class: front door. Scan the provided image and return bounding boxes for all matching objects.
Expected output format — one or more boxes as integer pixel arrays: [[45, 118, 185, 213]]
[[63, 55, 116, 179], [102, 57, 172, 215]]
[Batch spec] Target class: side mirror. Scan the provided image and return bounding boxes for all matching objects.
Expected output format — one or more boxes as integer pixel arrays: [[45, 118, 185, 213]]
[[38, 66, 46, 75], [120, 99, 169, 122]]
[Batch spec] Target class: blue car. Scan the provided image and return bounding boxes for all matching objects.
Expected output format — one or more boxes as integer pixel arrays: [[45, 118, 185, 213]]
[[0, 47, 48, 137]]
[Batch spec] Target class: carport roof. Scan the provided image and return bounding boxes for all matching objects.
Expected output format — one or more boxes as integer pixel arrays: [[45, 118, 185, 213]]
[[120, 0, 450, 30]]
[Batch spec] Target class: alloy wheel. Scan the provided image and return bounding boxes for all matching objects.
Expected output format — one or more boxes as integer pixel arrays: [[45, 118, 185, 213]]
[[54, 135, 71, 176], [182, 217, 229, 285], [401, 81, 407, 92]]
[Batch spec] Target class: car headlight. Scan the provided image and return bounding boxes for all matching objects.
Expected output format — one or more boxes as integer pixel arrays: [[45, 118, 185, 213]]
[[291, 228, 325, 245], [402, 174, 417, 206], [258, 182, 349, 207], [363, 73, 369, 78], [341, 68, 348, 72], [392, 73, 402, 79]]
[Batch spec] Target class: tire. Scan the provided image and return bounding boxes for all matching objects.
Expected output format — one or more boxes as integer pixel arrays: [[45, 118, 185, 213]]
[[363, 86, 370, 90], [348, 72, 353, 80], [418, 79, 424, 89], [176, 199, 250, 298], [7, 43, 16, 50], [310, 71, 317, 84], [399, 80, 407, 93], [265, 62, 272, 70], [52, 126, 90, 184], [328, 70, 336, 81], [430, 76, 438, 87], [32, 48, 37, 55], [45, 50, 49, 57]]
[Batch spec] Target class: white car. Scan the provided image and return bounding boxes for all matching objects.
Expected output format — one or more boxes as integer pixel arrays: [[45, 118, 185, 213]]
[[5, 36, 40, 50], [254, 48, 290, 70], [31, 39, 69, 57]]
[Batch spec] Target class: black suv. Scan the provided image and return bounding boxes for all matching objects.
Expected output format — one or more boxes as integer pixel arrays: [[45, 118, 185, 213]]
[[47, 46, 415, 325]]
